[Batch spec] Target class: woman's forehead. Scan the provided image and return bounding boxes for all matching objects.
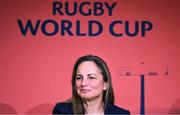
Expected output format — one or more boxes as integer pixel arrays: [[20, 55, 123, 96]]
[[76, 61, 101, 74]]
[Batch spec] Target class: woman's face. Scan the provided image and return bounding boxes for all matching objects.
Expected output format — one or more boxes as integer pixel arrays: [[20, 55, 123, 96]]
[[75, 61, 107, 101]]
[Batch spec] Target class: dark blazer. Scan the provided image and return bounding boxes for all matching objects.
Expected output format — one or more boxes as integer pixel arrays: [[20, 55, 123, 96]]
[[53, 102, 130, 114]]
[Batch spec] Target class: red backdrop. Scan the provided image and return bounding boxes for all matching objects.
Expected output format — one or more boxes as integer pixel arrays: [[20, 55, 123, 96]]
[[0, 0, 180, 114]]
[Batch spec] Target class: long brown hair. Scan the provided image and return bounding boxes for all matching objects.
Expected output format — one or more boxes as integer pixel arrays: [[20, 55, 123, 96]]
[[71, 55, 114, 114]]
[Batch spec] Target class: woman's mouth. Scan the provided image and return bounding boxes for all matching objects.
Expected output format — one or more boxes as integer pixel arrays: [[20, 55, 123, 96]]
[[80, 89, 91, 93]]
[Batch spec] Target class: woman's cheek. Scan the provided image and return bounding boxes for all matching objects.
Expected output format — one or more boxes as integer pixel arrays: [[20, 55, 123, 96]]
[[75, 81, 80, 88]]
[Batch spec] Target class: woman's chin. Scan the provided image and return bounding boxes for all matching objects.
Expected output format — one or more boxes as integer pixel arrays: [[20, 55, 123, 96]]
[[79, 94, 102, 101], [79, 94, 94, 100]]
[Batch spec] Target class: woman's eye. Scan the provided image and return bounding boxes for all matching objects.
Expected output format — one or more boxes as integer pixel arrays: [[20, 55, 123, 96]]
[[76, 76, 82, 80], [88, 76, 96, 80]]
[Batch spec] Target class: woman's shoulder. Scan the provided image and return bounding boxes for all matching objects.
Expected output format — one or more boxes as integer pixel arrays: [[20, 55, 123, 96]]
[[52, 102, 73, 114], [105, 104, 130, 114]]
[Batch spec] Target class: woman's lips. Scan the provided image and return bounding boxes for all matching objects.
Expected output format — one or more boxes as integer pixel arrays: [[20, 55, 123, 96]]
[[80, 89, 91, 93]]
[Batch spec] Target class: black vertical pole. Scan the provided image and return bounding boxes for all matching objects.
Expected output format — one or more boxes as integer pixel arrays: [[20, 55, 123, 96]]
[[140, 74, 145, 115]]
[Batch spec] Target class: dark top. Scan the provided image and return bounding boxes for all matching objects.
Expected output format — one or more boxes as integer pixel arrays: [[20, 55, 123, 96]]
[[53, 102, 130, 114]]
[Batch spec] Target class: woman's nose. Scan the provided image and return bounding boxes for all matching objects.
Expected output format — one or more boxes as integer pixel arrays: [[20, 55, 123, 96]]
[[81, 78, 88, 86]]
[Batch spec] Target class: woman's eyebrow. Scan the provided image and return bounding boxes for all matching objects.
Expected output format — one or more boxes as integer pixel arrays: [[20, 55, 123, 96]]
[[87, 73, 97, 76], [76, 74, 83, 77]]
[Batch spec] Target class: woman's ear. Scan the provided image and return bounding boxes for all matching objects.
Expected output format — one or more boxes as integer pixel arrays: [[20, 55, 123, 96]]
[[103, 82, 108, 90]]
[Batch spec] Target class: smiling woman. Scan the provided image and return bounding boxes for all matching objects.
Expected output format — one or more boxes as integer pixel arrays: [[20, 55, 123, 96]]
[[52, 55, 130, 115]]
